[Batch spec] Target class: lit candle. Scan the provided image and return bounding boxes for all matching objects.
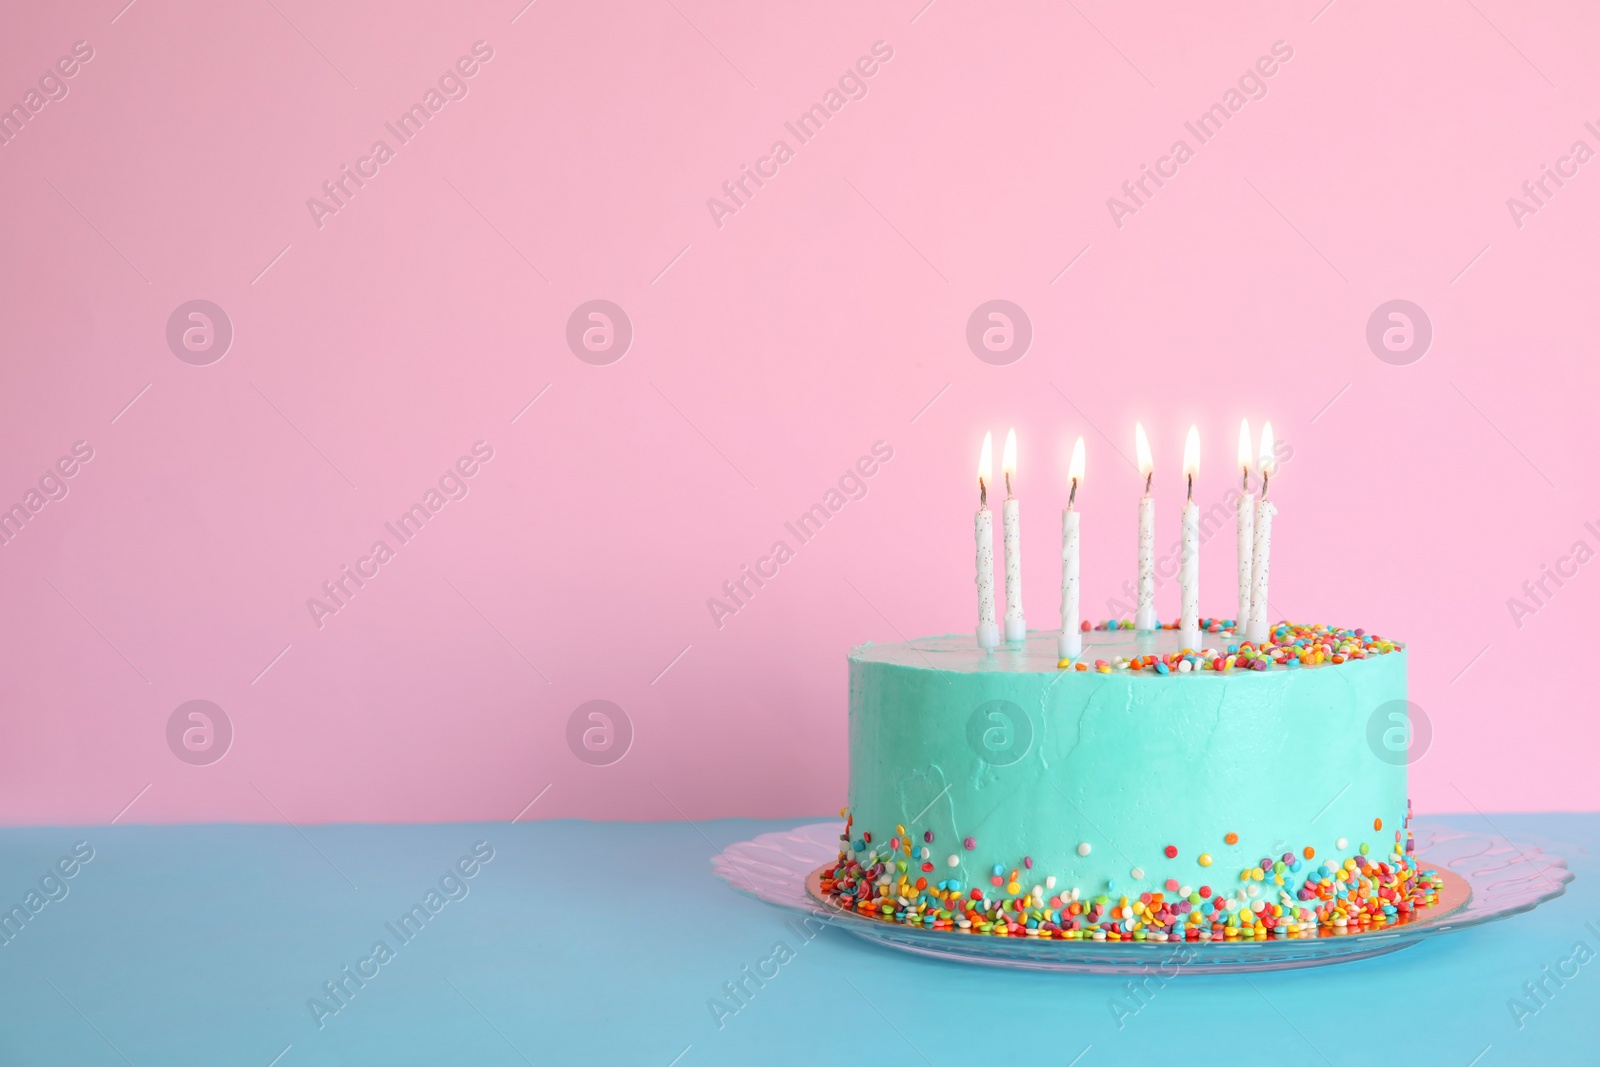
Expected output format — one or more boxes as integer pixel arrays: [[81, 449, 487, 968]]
[[1179, 426, 1201, 649], [975, 432, 999, 650], [1059, 436, 1085, 660], [1001, 428, 1024, 643], [1135, 422, 1156, 631], [1236, 419, 1254, 634], [1247, 421, 1277, 645]]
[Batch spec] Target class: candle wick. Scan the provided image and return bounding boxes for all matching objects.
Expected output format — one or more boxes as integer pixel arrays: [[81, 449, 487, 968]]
[[1187, 472, 1193, 502], [1005, 471, 1012, 498], [1261, 469, 1270, 501], [979, 476, 987, 508], [1068, 478, 1077, 509], [1241, 467, 1249, 493], [1144, 471, 1152, 496]]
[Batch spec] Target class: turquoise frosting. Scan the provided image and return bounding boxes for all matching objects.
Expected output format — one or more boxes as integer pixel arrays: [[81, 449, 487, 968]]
[[846, 630, 1407, 898]]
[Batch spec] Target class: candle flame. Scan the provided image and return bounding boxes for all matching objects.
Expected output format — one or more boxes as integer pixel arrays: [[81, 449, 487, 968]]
[[1068, 435, 1085, 488], [1258, 421, 1276, 481], [1135, 422, 1152, 484], [1183, 425, 1200, 483], [1237, 418, 1252, 473], [978, 431, 993, 487], [1002, 428, 1017, 494]]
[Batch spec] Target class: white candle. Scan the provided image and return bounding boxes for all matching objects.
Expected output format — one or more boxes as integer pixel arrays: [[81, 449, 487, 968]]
[[1001, 428, 1024, 643], [1179, 426, 1201, 649], [1059, 436, 1085, 659], [975, 432, 999, 650], [1135, 422, 1156, 631], [1235, 418, 1255, 633], [1247, 421, 1277, 645]]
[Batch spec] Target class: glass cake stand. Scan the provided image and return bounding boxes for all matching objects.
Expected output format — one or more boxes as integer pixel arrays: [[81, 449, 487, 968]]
[[710, 819, 1572, 974]]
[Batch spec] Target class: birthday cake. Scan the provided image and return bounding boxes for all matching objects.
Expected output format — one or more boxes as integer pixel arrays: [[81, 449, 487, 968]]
[[823, 622, 1441, 941], [822, 423, 1441, 941]]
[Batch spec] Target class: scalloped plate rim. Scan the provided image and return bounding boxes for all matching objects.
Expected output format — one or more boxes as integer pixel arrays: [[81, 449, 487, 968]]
[[709, 818, 1573, 973]]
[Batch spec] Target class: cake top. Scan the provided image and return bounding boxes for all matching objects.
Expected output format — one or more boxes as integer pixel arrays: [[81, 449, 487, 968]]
[[851, 622, 1403, 675]]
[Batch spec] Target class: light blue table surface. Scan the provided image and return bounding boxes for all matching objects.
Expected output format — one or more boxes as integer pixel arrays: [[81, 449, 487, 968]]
[[0, 814, 1592, 1065]]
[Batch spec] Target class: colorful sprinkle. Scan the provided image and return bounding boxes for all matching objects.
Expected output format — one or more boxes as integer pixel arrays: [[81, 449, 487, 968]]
[[821, 817, 1440, 943], [1164, 845, 1178, 859], [1077, 842, 1092, 856], [1199, 853, 1213, 867], [1224, 832, 1238, 845]]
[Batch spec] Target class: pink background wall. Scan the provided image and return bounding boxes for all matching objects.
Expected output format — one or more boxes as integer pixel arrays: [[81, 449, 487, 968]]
[[1, 1, 1595, 825]]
